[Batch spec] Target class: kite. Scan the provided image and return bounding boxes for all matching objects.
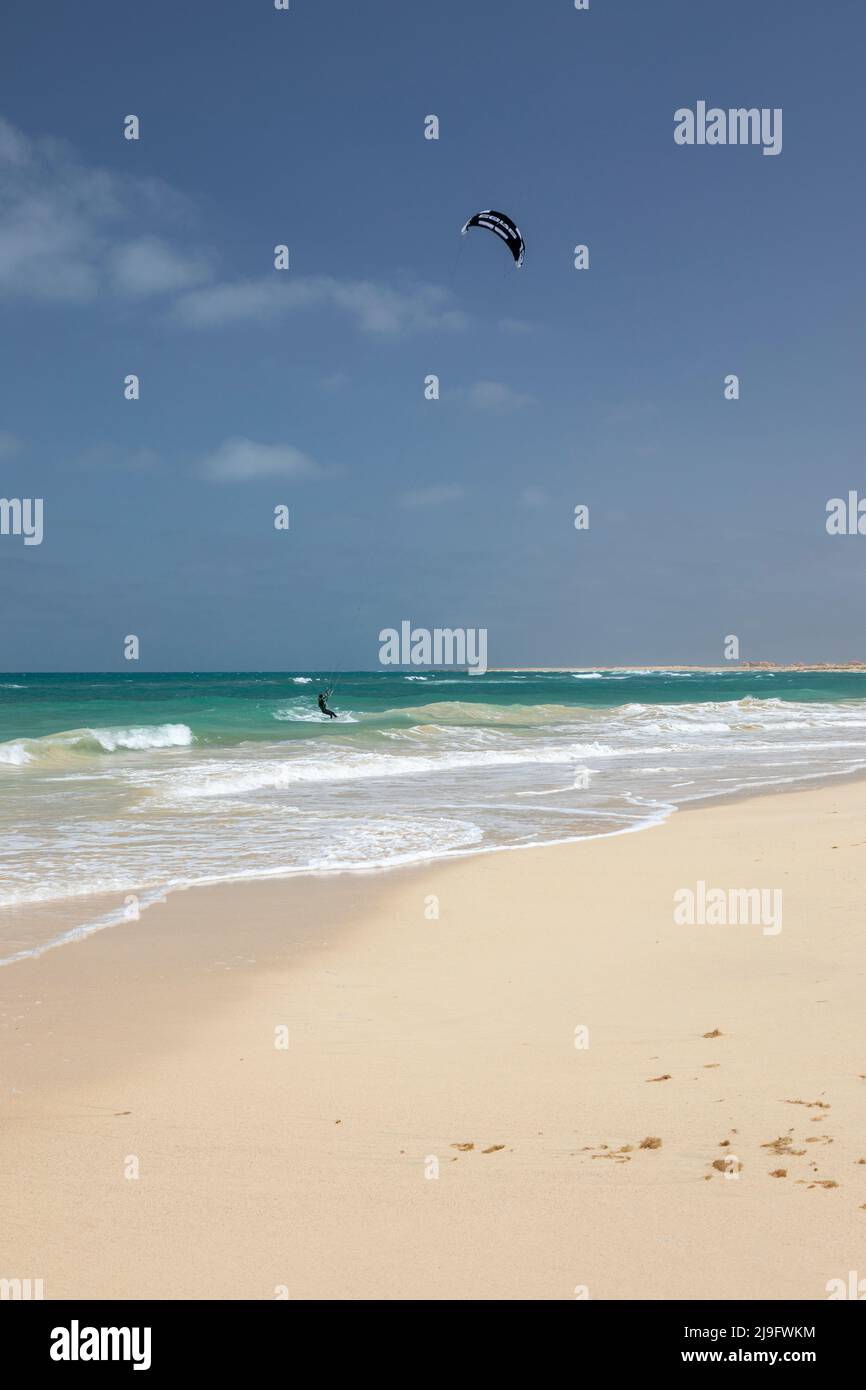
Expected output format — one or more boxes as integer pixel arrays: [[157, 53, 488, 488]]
[[460, 210, 525, 267]]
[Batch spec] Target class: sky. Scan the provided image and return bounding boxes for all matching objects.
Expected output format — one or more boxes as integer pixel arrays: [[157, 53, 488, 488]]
[[1, 0, 864, 671]]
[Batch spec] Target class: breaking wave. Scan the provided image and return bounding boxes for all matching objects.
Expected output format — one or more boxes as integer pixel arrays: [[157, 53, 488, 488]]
[[0, 723, 193, 766]]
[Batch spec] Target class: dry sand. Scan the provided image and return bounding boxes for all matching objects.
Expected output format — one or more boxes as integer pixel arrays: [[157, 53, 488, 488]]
[[1, 780, 864, 1300]]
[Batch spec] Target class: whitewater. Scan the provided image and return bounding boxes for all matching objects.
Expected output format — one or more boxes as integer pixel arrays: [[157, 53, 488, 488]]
[[2, 669, 866, 961]]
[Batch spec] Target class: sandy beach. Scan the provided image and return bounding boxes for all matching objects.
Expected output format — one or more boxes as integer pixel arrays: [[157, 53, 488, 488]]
[[1, 778, 863, 1302]]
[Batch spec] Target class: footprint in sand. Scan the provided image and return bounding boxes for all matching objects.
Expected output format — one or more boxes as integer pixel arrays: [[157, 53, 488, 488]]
[[761, 1134, 806, 1157], [581, 1141, 651, 1161], [449, 1142, 506, 1155]]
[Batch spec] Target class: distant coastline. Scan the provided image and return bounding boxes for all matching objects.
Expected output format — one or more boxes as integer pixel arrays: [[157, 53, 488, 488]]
[[491, 663, 866, 673]]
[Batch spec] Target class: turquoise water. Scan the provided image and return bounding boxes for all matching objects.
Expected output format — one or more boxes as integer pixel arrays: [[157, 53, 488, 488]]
[[3, 669, 866, 963], [4, 669, 866, 745]]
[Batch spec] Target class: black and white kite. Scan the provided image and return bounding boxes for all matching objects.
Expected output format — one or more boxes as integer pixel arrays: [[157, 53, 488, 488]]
[[460, 210, 525, 268]]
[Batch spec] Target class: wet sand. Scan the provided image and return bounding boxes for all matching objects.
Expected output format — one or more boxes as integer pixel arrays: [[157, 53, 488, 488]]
[[1, 780, 864, 1300]]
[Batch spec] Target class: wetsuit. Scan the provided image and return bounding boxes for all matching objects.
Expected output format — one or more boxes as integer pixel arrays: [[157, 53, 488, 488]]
[[318, 691, 337, 719]]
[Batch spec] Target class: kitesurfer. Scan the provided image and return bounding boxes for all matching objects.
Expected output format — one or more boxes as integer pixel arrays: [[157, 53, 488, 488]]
[[317, 688, 337, 719]]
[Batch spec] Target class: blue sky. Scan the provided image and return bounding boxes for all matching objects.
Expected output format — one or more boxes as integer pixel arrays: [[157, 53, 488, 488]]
[[1, 0, 864, 670]]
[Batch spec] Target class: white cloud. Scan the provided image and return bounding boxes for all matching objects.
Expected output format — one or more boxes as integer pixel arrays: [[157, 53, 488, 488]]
[[0, 117, 466, 339], [200, 437, 321, 482], [173, 278, 303, 326], [0, 117, 202, 304], [319, 371, 350, 393], [0, 431, 23, 458], [0, 122, 29, 165], [498, 317, 536, 335], [464, 380, 533, 411], [110, 237, 211, 297], [174, 274, 466, 335], [521, 487, 549, 507], [399, 484, 464, 508]]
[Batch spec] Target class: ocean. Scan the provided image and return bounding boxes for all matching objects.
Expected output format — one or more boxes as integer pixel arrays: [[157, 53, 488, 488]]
[[2, 669, 866, 964]]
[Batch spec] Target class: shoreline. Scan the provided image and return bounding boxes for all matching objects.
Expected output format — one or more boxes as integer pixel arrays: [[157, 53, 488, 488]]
[[5, 759, 866, 973], [1, 778, 864, 1298]]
